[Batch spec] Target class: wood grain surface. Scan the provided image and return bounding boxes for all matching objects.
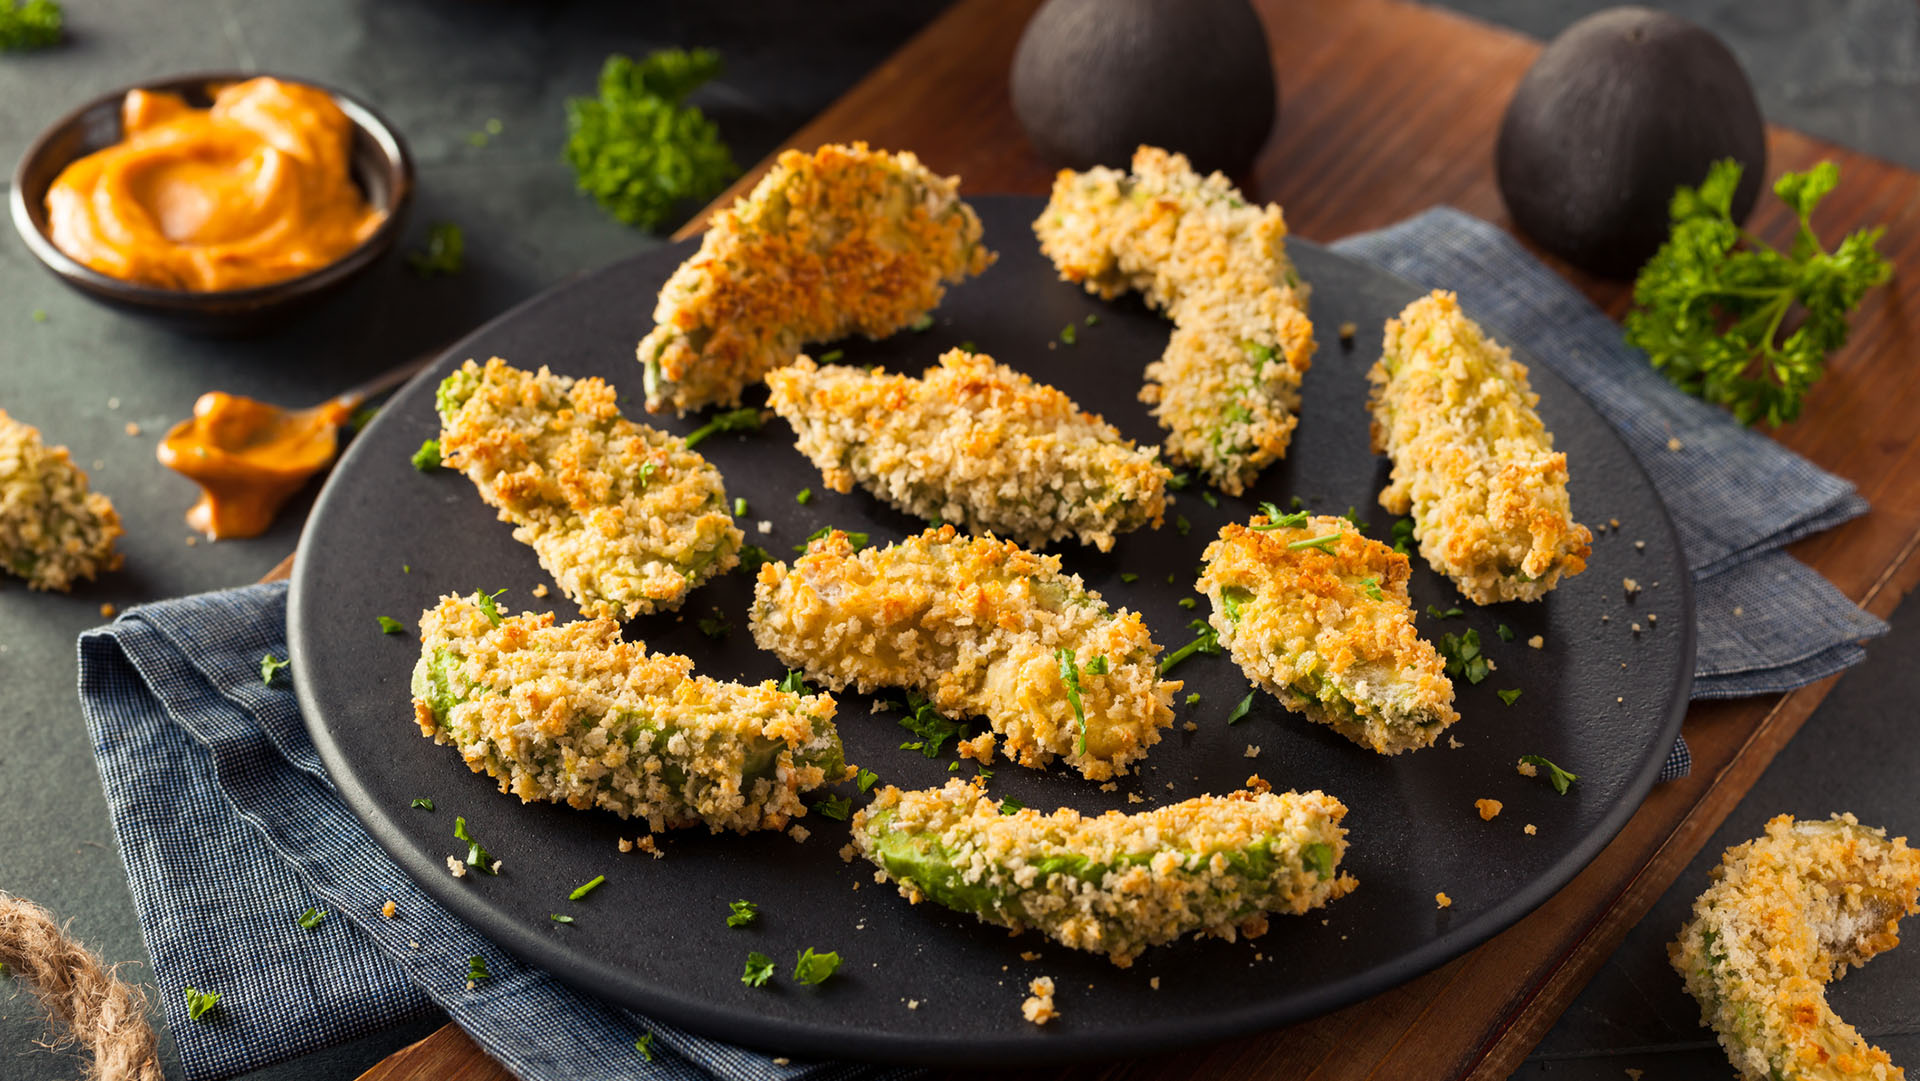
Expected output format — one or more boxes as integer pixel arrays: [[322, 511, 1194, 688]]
[[354, 0, 1920, 1077]]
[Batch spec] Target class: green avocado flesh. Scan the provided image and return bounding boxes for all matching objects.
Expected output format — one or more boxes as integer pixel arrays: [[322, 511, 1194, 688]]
[[434, 369, 480, 418]]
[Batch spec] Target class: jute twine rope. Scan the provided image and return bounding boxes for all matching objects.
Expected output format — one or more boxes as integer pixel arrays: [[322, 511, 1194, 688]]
[[0, 892, 163, 1081]]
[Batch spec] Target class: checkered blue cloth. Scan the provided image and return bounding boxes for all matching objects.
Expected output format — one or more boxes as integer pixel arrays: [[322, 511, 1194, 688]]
[[72, 209, 1880, 1080]]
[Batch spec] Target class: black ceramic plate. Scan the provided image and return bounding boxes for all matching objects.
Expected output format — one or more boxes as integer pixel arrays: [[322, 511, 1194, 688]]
[[290, 196, 1693, 1065]]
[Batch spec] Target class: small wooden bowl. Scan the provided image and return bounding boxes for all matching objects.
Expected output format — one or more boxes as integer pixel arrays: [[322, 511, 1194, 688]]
[[8, 72, 414, 337]]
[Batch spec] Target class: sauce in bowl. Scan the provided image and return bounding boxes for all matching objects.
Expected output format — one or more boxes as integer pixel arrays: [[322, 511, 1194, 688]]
[[44, 77, 384, 292]]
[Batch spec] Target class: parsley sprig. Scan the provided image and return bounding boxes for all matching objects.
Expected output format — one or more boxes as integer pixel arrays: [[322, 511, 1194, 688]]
[[454, 816, 499, 875], [1158, 619, 1222, 675], [0, 0, 62, 51], [1520, 754, 1579, 795], [564, 50, 738, 230], [1626, 159, 1890, 426], [1055, 648, 1089, 756], [684, 407, 763, 448], [793, 947, 841, 985]]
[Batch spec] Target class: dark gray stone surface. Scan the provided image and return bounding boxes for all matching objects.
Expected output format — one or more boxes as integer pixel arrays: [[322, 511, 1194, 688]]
[[0, 2, 1910, 1079]]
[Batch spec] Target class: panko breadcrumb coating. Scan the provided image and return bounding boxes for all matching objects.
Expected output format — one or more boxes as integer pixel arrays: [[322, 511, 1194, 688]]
[[1200, 513, 1457, 754], [765, 349, 1170, 552], [1671, 813, 1920, 1081], [638, 142, 994, 414], [0, 410, 122, 591], [749, 526, 1177, 780], [853, 778, 1355, 967], [1034, 146, 1314, 495], [412, 592, 851, 834], [1368, 291, 1591, 604], [436, 358, 742, 619]]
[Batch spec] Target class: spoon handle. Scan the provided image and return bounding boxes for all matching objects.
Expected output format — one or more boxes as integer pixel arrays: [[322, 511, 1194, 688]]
[[329, 349, 443, 411]]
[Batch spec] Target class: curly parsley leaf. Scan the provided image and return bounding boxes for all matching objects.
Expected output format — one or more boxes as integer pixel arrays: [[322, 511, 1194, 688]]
[[855, 768, 880, 793], [635, 1032, 655, 1062], [0, 0, 62, 51], [1520, 754, 1578, 795], [738, 544, 774, 577], [411, 439, 443, 471], [741, 951, 775, 987], [564, 49, 738, 230], [1626, 159, 1890, 426], [377, 616, 407, 635], [792, 947, 841, 985], [260, 653, 290, 685], [472, 588, 508, 626], [410, 797, 435, 811], [897, 691, 969, 759], [467, 955, 491, 982], [726, 899, 758, 928], [998, 797, 1023, 815], [813, 794, 852, 821], [183, 986, 220, 1022], [778, 669, 812, 695], [454, 816, 498, 874], [1437, 628, 1490, 684]]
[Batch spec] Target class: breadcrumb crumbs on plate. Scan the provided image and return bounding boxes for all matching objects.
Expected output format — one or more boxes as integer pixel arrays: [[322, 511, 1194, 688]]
[[184, 535, 198, 546], [1475, 798, 1503, 821], [1634, 540, 1646, 552], [1525, 824, 1538, 836], [758, 520, 773, 534], [788, 825, 810, 843], [1516, 759, 1539, 778], [773, 1058, 790, 1066], [1022, 976, 1058, 1025], [634, 835, 663, 859], [1528, 635, 1545, 649], [409, 941, 419, 949], [123, 422, 140, 436], [1338, 321, 1358, 343], [1243, 745, 1261, 758], [99, 603, 115, 618], [1625, 1070, 1643, 1080], [618, 838, 633, 852], [1019, 951, 1041, 962], [382, 900, 397, 919], [1448, 735, 1465, 749], [1646, 613, 1658, 624], [1733, 605, 1744, 616], [1623, 577, 1640, 597], [1126, 792, 1144, 804], [1099, 782, 1119, 793], [1150, 976, 1161, 990], [446, 856, 467, 878], [957, 731, 996, 764], [1435, 892, 1452, 909], [1666, 437, 1683, 452], [1631, 623, 1642, 634], [1182, 721, 1198, 731], [1609, 518, 1620, 529], [839, 843, 857, 862], [907, 999, 919, 1010]]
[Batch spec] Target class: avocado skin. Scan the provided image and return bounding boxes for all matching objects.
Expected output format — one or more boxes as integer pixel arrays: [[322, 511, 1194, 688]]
[[1010, 0, 1276, 177], [1495, 6, 1765, 279]]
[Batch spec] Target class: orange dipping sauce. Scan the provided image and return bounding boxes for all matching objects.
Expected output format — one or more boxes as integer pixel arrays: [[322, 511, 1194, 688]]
[[158, 392, 351, 539], [45, 77, 384, 291]]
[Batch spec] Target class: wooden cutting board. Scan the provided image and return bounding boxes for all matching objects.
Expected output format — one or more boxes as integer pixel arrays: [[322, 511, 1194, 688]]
[[350, 0, 1920, 1077]]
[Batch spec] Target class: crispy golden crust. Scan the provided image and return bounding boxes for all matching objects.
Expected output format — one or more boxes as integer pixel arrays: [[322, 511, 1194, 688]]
[[1199, 514, 1457, 754], [748, 526, 1177, 780], [765, 349, 1169, 552], [436, 358, 742, 619], [412, 593, 849, 834], [0, 410, 122, 591], [638, 142, 994, 414], [1367, 290, 1591, 604], [1033, 146, 1314, 495], [852, 778, 1356, 967], [1670, 814, 1920, 1081]]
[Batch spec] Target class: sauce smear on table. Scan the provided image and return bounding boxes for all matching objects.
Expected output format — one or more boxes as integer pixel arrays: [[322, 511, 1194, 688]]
[[158, 392, 350, 538]]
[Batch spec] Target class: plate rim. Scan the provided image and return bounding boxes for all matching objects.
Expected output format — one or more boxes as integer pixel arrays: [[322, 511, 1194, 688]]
[[290, 196, 1695, 1065]]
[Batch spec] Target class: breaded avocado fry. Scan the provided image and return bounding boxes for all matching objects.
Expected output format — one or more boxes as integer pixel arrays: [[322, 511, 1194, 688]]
[[0, 410, 122, 591], [413, 592, 851, 834], [1671, 813, 1920, 1081], [765, 349, 1170, 552], [1034, 146, 1315, 495], [749, 526, 1177, 781], [852, 778, 1356, 967], [638, 142, 994, 414], [1368, 290, 1592, 604], [436, 358, 742, 620], [1199, 512, 1457, 754]]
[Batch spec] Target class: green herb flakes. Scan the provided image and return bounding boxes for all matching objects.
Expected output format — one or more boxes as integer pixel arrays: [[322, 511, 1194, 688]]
[[1120, 572, 1140, 583], [855, 768, 880, 793], [377, 616, 407, 635], [794, 525, 868, 552], [1288, 532, 1342, 554], [454, 816, 498, 874], [898, 691, 970, 759], [778, 670, 811, 695], [998, 798, 1023, 815], [1226, 691, 1255, 725], [1158, 620, 1222, 675], [411, 439, 443, 471], [814, 794, 852, 821], [183, 986, 220, 1022], [296, 908, 326, 930], [732, 496, 748, 517], [818, 349, 845, 363], [1426, 605, 1464, 620], [550, 914, 575, 924], [636, 1032, 656, 1062], [1496, 623, 1516, 642], [1437, 629, 1490, 684], [795, 487, 812, 505], [1520, 754, 1578, 795], [260, 653, 290, 685], [410, 798, 435, 811], [696, 610, 730, 639], [1497, 688, 1523, 706], [1362, 577, 1384, 601], [569, 875, 606, 901], [1056, 648, 1089, 756], [1084, 655, 1109, 675], [742, 951, 775, 987], [408, 222, 465, 277], [1185, 693, 1201, 706], [0, 0, 62, 51], [793, 948, 841, 985], [684, 407, 763, 448], [1176, 515, 1192, 536], [1199, 490, 1219, 507], [467, 956, 490, 982], [1059, 323, 1077, 345], [473, 587, 508, 626], [726, 900, 758, 927], [738, 544, 773, 576]]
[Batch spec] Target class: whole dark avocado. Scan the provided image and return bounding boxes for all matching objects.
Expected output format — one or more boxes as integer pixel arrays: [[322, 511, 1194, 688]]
[[1495, 6, 1766, 279], [1010, 0, 1276, 177]]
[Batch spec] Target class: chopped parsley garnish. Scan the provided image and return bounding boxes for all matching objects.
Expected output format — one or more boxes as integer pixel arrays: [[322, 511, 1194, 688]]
[[1084, 655, 1109, 675], [957, 341, 978, 354], [1520, 754, 1578, 795], [296, 908, 326, 930], [473, 587, 508, 625], [726, 900, 758, 927], [411, 439, 443, 471], [1120, 572, 1140, 583], [742, 951, 775, 987], [1497, 688, 1523, 706], [1343, 507, 1370, 531], [1085, 313, 1100, 326], [855, 768, 879, 793], [377, 616, 407, 635], [818, 349, 845, 363], [260, 653, 291, 685], [684, 408, 763, 448], [738, 544, 774, 576], [1178, 597, 1197, 609], [696, 610, 730, 639], [732, 496, 748, 516], [1184, 693, 1201, 706], [636, 461, 656, 488], [1300, 842, 1335, 878], [563, 49, 737, 230], [1437, 629, 1490, 684], [909, 313, 934, 332], [794, 526, 868, 552], [183, 986, 220, 1022], [1252, 505, 1310, 531], [348, 406, 379, 431], [407, 222, 465, 277], [778, 670, 811, 695], [1391, 518, 1416, 555], [1287, 532, 1343, 553], [998, 798, 1023, 815], [897, 691, 969, 758], [793, 948, 842, 985], [1056, 648, 1090, 756], [1496, 623, 1516, 642], [550, 914, 575, 924], [1426, 605, 1464, 620], [569, 875, 606, 901], [454, 816, 498, 874], [1059, 323, 1077, 345], [795, 487, 812, 505], [1220, 584, 1254, 622], [1198, 489, 1220, 508], [0, 0, 62, 50], [410, 798, 435, 811], [1362, 577, 1384, 601], [1226, 691, 1255, 725], [1158, 620, 1221, 675], [1175, 515, 1191, 535], [467, 956, 490, 982], [636, 1032, 655, 1062], [813, 794, 852, 821], [1167, 471, 1192, 491]]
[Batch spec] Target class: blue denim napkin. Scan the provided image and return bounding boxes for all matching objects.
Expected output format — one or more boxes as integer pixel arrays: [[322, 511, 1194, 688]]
[[74, 209, 1883, 1081]]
